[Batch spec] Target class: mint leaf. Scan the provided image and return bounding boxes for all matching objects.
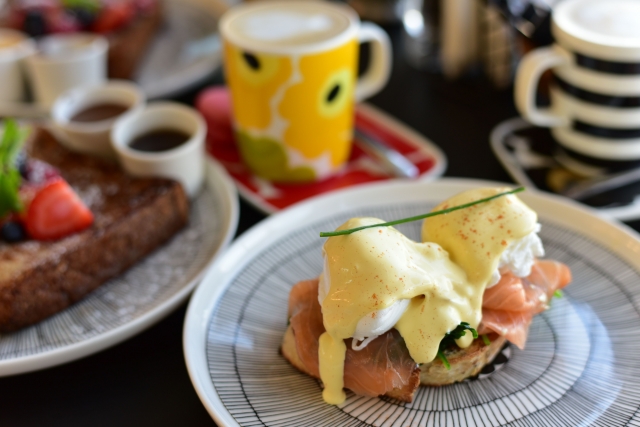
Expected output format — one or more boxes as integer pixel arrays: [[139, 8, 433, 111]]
[[0, 169, 21, 216], [62, 0, 100, 12], [0, 119, 20, 166], [0, 119, 27, 218]]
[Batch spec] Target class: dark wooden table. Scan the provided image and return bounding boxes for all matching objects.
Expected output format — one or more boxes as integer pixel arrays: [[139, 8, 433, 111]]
[[2, 26, 639, 427]]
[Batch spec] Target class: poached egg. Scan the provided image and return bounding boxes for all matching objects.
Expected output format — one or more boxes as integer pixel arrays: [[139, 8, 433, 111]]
[[316, 188, 539, 404]]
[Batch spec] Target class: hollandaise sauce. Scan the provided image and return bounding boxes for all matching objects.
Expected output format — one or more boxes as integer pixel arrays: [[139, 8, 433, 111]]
[[422, 187, 538, 285], [317, 188, 538, 405], [318, 333, 347, 404]]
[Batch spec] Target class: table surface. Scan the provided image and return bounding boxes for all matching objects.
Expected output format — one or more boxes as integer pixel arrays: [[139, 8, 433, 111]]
[[2, 25, 639, 427]]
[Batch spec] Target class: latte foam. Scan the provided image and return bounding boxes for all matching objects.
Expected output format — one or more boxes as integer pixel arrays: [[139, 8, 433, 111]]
[[223, 2, 353, 51], [561, 0, 640, 43]]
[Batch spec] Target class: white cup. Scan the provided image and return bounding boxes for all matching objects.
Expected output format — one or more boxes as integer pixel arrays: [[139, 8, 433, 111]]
[[111, 102, 207, 198], [26, 33, 108, 109], [51, 80, 146, 160], [515, 0, 640, 176], [0, 29, 36, 103]]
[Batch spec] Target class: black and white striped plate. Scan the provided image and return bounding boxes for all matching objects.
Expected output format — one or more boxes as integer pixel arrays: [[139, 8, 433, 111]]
[[184, 178, 640, 427], [0, 159, 238, 376]]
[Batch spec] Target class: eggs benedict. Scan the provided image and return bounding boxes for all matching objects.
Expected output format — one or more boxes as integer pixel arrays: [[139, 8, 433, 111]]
[[281, 187, 571, 404]]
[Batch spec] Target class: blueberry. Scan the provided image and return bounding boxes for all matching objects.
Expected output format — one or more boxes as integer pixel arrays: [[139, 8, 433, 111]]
[[15, 151, 27, 179], [1, 222, 26, 243], [23, 10, 48, 38], [70, 8, 96, 28]]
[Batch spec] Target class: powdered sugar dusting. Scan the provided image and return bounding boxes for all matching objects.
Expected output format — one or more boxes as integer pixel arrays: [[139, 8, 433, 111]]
[[0, 181, 226, 359], [76, 184, 104, 209]]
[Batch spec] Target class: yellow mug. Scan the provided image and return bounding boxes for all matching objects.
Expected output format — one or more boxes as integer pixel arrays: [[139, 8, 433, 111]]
[[220, 1, 391, 183]]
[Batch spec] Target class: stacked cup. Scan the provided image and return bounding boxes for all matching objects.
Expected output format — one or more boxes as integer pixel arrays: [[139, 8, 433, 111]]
[[0, 30, 107, 110], [515, 0, 640, 177]]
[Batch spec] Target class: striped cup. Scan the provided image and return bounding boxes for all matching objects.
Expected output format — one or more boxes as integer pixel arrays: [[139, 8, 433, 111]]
[[515, 0, 640, 177]]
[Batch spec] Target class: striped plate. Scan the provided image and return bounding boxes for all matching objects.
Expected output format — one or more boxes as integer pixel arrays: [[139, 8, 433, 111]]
[[0, 158, 238, 376], [184, 178, 640, 427]]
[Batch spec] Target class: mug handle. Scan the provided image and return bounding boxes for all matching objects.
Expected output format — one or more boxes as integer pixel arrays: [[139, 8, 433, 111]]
[[355, 23, 392, 103], [514, 46, 572, 127]]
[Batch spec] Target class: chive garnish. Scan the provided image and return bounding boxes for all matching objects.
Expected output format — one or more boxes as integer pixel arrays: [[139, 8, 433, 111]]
[[553, 289, 563, 299], [319, 187, 525, 237]]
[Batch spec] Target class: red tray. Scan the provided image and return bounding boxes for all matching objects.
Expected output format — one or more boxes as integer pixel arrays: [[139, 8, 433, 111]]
[[205, 102, 446, 214]]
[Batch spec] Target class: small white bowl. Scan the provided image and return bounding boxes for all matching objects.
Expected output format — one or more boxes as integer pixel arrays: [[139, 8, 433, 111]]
[[111, 102, 207, 198], [26, 33, 108, 108], [52, 80, 145, 160], [0, 29, 36, 103]]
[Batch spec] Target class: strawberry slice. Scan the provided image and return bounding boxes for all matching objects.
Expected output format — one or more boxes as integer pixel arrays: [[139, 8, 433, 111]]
[[26, 179, 94, 241], [90, 2, 135, 33]]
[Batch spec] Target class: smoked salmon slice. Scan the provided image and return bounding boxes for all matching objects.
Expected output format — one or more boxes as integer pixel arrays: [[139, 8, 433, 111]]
[[478, 260, 572, 349], [287, 279, 420, 398], [285, 259, 571, 397]]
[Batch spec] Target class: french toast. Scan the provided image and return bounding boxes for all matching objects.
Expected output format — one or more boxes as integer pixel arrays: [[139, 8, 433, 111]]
[[107, 1, 163, 79], [0, 128, 189, 332], [1, 0, 163, 80]]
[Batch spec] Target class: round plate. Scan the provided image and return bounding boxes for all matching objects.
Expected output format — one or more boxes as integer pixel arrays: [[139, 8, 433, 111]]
[[137, 0, 234, 99], [0, 158, 238, 376], [184, 178, 640, 426]]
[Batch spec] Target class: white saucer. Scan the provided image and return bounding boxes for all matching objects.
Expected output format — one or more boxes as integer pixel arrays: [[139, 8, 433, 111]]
[[491, 117, 640, 221]]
